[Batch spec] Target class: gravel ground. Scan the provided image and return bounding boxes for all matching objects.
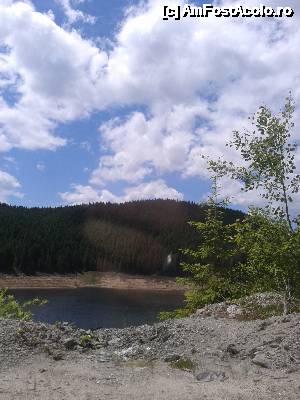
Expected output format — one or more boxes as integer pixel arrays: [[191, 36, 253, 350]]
[[1, 295, 300, 399]]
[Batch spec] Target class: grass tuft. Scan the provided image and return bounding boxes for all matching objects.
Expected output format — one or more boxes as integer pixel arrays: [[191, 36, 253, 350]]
[[170, 357, 195, 371]]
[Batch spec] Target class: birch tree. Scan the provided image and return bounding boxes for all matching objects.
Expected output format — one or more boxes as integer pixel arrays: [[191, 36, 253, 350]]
[[208, 94, 300, 313]]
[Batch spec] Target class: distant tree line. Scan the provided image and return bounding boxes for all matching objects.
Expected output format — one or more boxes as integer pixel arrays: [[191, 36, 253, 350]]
[[0, 199, 244, 276]]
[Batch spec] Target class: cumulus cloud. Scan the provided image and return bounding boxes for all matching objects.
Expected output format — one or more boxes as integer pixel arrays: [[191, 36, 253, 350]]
[[123, 180, 184, 201], [0, 169, 22, 202], [0, 1, 106, 152], [55, 0, 96, 25], [59, 184, 118, 204], [90, 103, 203, 185], [59, 179, 183, 205], [83, 0, 300, 207], [2, 0, 300, 206]]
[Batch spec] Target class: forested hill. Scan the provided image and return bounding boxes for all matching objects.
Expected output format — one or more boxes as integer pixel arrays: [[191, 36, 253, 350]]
[[0, 200, 244, 276]]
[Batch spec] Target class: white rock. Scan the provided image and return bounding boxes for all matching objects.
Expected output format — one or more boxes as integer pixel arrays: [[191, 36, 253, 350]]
[[226, 304, 243, 318]]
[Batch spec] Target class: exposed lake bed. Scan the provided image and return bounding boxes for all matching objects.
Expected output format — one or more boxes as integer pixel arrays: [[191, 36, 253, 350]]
[[0, 271, 186, 290], [1, 302, 300, 400]]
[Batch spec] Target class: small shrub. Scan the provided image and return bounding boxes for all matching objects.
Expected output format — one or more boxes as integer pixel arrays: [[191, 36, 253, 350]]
[[0, 289, 47, 321], [159, 307, 193, 321], [170, 357, 195, 371], [80, 334, 93, 348], [82, 272, 99, 285], [16, 327, 25, 335]]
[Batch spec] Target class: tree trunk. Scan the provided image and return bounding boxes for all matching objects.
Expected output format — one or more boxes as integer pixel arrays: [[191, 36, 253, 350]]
[[283, 279, 291, 315]]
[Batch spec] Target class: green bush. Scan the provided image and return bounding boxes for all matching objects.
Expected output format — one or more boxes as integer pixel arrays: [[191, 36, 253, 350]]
[[170, 357, 195, 371], [0, 289, 47, 321], [80, 334, 93, 348], [233, 210, 300, 300]]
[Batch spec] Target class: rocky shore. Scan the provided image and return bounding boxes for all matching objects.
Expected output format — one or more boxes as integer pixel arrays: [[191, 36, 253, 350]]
[[1, 294, 300, 399]]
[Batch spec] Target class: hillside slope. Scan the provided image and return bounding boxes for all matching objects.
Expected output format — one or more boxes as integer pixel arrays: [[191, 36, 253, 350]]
[[0, 200, 243, 276]]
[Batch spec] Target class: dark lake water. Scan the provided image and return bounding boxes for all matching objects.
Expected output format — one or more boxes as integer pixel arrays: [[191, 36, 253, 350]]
[[10, 288, 184, 329]]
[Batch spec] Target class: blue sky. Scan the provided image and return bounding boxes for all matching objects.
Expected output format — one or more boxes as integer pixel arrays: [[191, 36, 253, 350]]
[[1, 0, 144, 207], [0, 0, 299, 208]]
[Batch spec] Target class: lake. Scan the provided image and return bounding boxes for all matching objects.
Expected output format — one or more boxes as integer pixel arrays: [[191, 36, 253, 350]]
[[10, 288, 184, 329]]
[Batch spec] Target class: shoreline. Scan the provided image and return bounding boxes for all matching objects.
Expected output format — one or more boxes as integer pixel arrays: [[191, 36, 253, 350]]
[[0, 272, 187, 291], [1, 308, 300, 399]]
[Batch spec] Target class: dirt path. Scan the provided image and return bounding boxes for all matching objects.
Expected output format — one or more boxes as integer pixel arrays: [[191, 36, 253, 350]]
[[0, 272, 186, 291], [1, 353, 299, 400]]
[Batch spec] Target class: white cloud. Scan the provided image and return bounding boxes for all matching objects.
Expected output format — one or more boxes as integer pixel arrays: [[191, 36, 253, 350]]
[[91, 104, 202, 185], [55, 0, 96, 25], [2, 0, 300, 206], [59, 179, 183, 205], [0, 1, 107, 152], [3, 156, 15, 163], [36, 163, 45, 172], [59, 184, 118, 204], [123, 179, 184, 201], [0, 169, 22, 202], [201, 177, 265, 207], [84, 0, 300, 207]]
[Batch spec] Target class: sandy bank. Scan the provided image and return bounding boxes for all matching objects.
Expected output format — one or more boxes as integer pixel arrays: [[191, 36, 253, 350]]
[[0, 272, 186, 291]]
